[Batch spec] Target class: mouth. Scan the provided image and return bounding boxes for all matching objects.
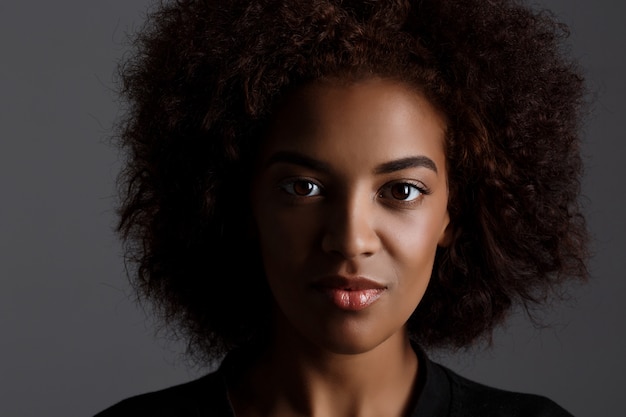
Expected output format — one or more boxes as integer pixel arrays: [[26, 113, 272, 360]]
[[311, 276, 387, 311]]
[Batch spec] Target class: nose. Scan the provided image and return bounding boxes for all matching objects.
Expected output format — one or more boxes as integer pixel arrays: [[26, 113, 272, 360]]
[[321, 193, 382, 259]]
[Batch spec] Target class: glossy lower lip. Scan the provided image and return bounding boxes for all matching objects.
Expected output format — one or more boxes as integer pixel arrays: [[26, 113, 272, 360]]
[[317, 288, 385, 311], [311, 276, 386, 311]]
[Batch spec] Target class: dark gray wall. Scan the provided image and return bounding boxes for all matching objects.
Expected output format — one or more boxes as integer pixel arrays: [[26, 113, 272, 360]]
[[0, 1, 623, 416]]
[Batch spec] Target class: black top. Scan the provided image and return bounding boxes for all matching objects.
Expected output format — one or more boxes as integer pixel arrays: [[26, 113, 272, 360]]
[[95, 347, 574, 417]]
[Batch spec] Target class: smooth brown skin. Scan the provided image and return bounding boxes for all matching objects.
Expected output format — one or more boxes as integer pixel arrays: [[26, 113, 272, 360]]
[[231, 78, 450, 417]]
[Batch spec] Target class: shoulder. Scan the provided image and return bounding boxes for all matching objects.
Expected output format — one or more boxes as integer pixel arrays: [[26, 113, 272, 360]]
[[93, 371, 233, 417], [438, 365, 574, 417]]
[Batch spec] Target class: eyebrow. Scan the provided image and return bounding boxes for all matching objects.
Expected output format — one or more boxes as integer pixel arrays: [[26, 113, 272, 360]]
[[265, 151, 332, 173], [373, 156, 438, 175], [264, 151, 438, 175]]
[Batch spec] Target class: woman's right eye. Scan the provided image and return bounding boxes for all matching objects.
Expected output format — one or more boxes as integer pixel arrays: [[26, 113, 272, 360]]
[[279, 179, 322, 197]]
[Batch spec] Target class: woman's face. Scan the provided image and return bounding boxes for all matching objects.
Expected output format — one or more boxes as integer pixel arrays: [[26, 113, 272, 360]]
[[251, 78, 450, 355]]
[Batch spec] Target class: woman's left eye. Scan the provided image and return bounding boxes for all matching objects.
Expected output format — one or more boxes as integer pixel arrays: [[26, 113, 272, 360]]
[[279, 179, 322, 197], [379, 182, 424, 202]]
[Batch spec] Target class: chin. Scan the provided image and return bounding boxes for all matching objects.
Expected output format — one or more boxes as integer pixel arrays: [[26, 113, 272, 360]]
[[299, 315, 407, 356]]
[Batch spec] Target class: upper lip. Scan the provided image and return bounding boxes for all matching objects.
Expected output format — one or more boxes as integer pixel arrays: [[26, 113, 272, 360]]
[[311, 275, 387, 291]]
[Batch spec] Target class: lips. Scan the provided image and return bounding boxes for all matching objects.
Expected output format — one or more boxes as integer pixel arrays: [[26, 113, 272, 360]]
[[311, 276, 386, 311]]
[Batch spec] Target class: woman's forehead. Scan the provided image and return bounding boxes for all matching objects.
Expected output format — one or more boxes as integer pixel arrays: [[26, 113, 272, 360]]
[[259, 78, 447, 175]]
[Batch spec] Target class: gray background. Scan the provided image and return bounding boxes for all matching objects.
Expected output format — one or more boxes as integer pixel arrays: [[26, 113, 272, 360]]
[[0, 1, 623, 416]]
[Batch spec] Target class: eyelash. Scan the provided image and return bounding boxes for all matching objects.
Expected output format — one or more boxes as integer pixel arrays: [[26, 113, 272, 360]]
[[278, 178, 430, 205]]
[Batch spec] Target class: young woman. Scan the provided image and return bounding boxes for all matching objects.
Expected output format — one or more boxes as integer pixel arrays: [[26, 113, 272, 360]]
[[97, 0, 588, 415]]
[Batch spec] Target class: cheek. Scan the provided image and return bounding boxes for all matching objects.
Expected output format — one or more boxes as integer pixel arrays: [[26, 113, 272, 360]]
[[254, 205, 319, 272], [383, 214, 444, 277]]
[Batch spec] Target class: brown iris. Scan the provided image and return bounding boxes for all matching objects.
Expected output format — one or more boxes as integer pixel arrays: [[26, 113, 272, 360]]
[[293, 180, 315, 196], [390, 183, 413, 200]]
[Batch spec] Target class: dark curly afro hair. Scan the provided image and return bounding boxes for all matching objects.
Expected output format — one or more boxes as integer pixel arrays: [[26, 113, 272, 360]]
[[115, 0, 589, 362]]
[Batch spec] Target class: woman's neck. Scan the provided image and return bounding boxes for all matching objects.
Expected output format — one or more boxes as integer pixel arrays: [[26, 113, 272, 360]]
[[228, 322, 419, 417]]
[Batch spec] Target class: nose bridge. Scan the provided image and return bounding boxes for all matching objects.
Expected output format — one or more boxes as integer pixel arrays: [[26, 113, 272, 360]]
[[322, 187, 381, 259]]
